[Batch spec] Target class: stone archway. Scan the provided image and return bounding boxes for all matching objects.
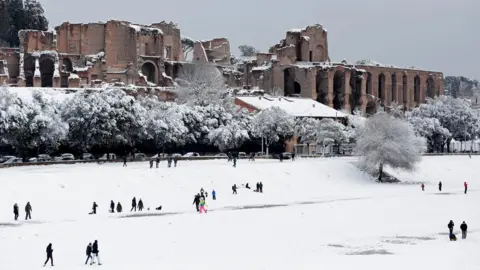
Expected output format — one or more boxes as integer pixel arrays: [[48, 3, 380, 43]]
[[349, 70, 363, 113], [378, 73, 386, 101], [402, 74, 408, 105], [391, 73, 397, 102], [141, 62, 157, 84], [62, 58, 73, 72], [366, 72, 372, 95], [366, 101, 377, 117], [414, 75, 421, 102], [427, 76, 435, 99], [316, 71, 328, 105], [24, 56, 35, 87], [294, 81, 301, 95], [40, 58, 54, 87], [333, 70, 345, 110], [284, 67, 295, 96]]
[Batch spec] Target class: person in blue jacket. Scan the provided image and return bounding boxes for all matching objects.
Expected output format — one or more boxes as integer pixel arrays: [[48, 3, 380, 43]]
[[212, 189, 216, 200]]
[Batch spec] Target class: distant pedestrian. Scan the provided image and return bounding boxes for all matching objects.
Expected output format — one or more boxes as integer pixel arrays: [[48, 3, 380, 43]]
[[249, 152, 255, 161], [25, 202, 32, 220], [464, 182, 468, 194], [131, 197, 137, 212], [291, 152, 295, 161], [116, 202, 123, 213], [259, 182, 263, 193], [193, 194, 201, 212], [233, 156, 237, 168], [232, 184, 237, 194], [91, 240, 101, 265], [149, 159, 153, 169], [460, 221, 468, 239], [156, 157, 160, 168], [91, 202, 98, 214], [85, 243, 93, 265], [173, 155, 178, 167], [245, 183, 251, 189], [421, 183, 425, 191], [43, 243, 54, 267], [138, 199, 144, 211], [167, 156, 172, 168], [212, 189, 216, 200], [199, 198, 207, 214], [205, 191, 208, 198], [448, 220, 454, 235], [438, 181, 442, 192], [110, 200, 115, 213], [123, 155, 127, 167], [13, 203, 19, 220], [256, 182, 260, 192]]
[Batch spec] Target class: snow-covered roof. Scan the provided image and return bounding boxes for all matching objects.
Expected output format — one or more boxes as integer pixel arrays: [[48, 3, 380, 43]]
[[236, 95, 347, 118]]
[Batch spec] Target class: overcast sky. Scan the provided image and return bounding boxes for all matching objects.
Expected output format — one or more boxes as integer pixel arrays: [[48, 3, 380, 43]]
[[39, 0, 479, 79]]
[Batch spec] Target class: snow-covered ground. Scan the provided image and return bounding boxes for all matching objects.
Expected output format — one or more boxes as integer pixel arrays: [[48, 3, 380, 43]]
[[0, 156, 478, 270]]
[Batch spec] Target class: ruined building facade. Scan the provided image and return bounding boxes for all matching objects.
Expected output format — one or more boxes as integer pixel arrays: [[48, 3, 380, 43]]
[[239, 24, 444, 114], [0, 20, 184, 88]]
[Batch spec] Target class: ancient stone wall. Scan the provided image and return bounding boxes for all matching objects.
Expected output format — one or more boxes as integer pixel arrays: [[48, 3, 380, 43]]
[[151, 21, 182, 61], [105, 20, 137, 72], [18, 30, 55, 53], [55, 22, 106, 55]]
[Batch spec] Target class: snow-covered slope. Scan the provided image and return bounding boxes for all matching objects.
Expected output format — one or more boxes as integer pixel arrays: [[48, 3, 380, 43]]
[[0, 156, 478, 270]]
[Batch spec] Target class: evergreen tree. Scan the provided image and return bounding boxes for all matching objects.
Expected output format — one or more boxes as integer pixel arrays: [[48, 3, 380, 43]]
[[23, 0, 48, 31], [3, 0, 48, 47], [0, 0, 12, 46]]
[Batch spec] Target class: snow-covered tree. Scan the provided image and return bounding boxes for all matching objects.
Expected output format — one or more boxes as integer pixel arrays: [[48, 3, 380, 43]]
[[355, 113, 426, 182], [238, 44, 258, 57], [208, 115, 250, 151], [316, 118, 349, 155], [251, 107, 294, 155], [408, 116, 451, 152], [23, 0, 48, 31], [295, 117, 318, 143], [181, 36, 195, 59], [175, 63, 226, 106], [444, 76, 479, 98]]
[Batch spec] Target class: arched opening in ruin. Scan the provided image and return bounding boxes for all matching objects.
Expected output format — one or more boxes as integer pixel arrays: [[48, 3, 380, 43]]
[[39, 58, 54, 87], [402, 74, 408, 105], [316, 71, 329, 105], [63, 58, 73, 73], [378, 73, 386, 101], [141, 62, 157, 84], [366, 101, 377, 117], [366, 72, 372, 95], [24, 56, 35, 87], [294, 81, 301, 95], [333, 70, 345, 110], [414, 75, 421, 103], [391, 73, 397, 103], [427, 76, 436, 99], [349, 71, 363, 113], [283, 67, 295, 96]]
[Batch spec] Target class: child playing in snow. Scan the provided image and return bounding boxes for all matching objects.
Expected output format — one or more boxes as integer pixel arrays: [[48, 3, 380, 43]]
[[199, 198, 207, 214]]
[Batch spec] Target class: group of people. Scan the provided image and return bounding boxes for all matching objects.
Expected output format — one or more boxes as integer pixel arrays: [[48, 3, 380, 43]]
[[41, 240, 101, 267], [448, 220, 468, 241], [12, 202, 32, 220], [232, 182, 264, 194], [193, 188, 214, 213], [420, 181, 468, 194], [89, 197, 146, 215], [149, 155, 179, 168]]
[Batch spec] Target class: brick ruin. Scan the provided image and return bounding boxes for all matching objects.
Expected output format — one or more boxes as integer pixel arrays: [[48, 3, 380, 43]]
[[0, 20, 184, 88], [235, 24, 444, 114]]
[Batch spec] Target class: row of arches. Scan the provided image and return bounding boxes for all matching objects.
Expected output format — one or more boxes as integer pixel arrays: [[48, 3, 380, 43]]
[[24, 56, 56, 87]]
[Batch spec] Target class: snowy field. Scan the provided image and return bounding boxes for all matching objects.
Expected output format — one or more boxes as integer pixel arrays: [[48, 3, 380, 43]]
[[0, 156, 478, 270]]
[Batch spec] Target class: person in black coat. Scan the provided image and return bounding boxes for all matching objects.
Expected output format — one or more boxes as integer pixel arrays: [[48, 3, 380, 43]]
[[460, 221, 468, 239], [232, 184, 237, 194], [131, 197, 137, 212], [149, 159, 154, 169], [25, 202, 32, 220], [92, 240, 101, 265], [173, 155, 179, 167], [123, 155, 127, 167], [156, 157, 160, 168], [85, 243, 93, 265], [138, 199, 144, 211], [193, 194, 201, 212], [43, 243, 54, 267], [116, 202, 123, 213], [92, 202, 98, 214], [13, 203, 19, 220], [448, 220, 454, 235], [259, 182, 263, 193], [438, 181, 442, 192], [110, 200, 115, 213]]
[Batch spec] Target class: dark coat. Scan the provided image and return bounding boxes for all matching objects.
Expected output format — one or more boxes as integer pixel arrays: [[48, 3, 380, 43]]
[[25, 203, 32, 212], [132, 198, 137, 207], [13, 204, 19, 214], [86, 245, 92, 256], [138, 200, 144, 208], [46, 244, 53, 255], [460, 223, 468, 232], [193, 195, 200, 205], [448, 221, 454, 229], [92, 242, 99, 254]]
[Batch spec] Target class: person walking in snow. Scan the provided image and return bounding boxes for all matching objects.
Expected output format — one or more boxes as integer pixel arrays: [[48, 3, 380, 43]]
[[85, 243, 93, 265], [212, 189, 216, 200], [25, 202, 32, 220], [460, 221, 468, 239], [91, 202, 98, 214], [232, 184, 237, 195], [292, 152, 295, 161], [13, 203, 19, 221], [259, 182, 263, 193], [256, 182, 260, 192], [131, 197, 137, 212], [421, 183, 425, 191], [149, 159, 154, 169], [199, 197, 207, 214], [138, 199, 144, 211], [167, 156, 173, 168], [123, 155, 127, 167], [156, 157, 160, 168], [200, 188, 205, 197], [173, 155, 178, 167], [233, 155, 237, 168], [193, 193, 201, 212], [438, 181, 442, 192], [464, 182, 468, 194], [91, 240, 101, 265], [43, 243, 54, 267], [110, 200, 115, 213], [116, 202, 123, 213], [448, 220, 455, 235]]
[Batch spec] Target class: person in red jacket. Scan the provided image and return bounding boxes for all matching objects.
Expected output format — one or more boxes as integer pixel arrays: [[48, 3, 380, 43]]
[[464, 182, 468, 194], [421, 183, 425, 191]]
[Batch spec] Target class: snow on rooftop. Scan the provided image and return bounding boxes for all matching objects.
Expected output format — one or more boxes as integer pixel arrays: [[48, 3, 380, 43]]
[[236, 95, 347, 118], [127, 23, 163, 35]]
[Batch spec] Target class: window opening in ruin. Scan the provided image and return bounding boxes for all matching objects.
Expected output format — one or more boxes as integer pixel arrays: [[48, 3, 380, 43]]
[[164, 62, 173, 78], [40, 58, 54, 87], [141, 62, 156, 84], [145, 43, 149, 55], [294, 81, 301, 95], [60, 75, 68, 88], [283, 68, 295, 96], [414, 75, 421, 102], [333, 70, 345, 110], [63, 58, 73, 73], [366, 101, 377, 117], [309, 51, 313, 62], [402, 74, 408, 105], [164, 46, 171, 59], [24, 56, 35, 87], [378, 73, 385, 101], [426, 76, 435, 99], [366, 72, 372, 95], [173, 64, 180, 79], [316, 71, 329, 105], [349, 71, 363, 114], [391, 73, 397, 102]]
